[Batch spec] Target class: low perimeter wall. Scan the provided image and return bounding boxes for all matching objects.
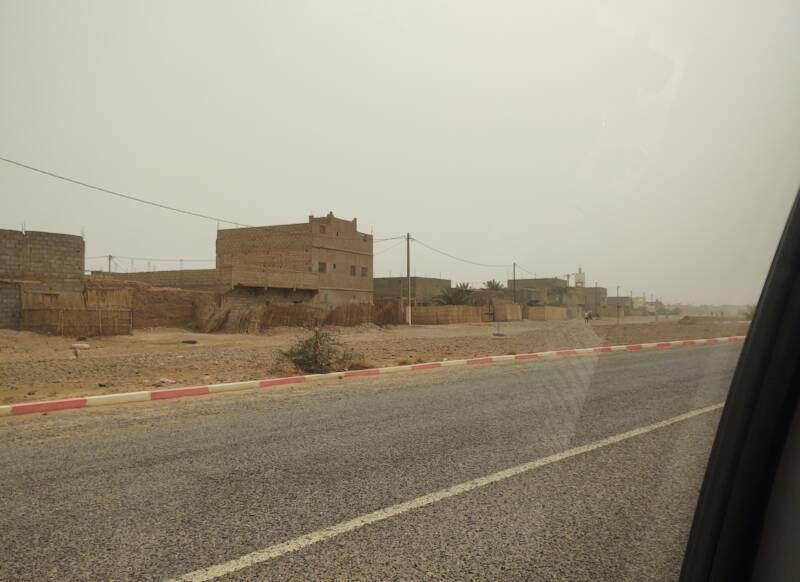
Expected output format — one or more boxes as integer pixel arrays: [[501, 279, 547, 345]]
[[410, 305, 485, 325], [493, 303, 522, 322], [598, 306, 624, 319], [524, 306, 568, 321]]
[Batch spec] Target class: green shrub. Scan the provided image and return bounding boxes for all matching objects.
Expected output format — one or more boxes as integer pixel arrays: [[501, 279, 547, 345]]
[[280, 328, 364, 374]]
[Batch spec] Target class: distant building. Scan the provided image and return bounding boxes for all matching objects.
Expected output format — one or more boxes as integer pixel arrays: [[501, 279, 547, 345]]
[[374, 276, 450, 305], [574, 266, 586, 287], [576, 286, 608, 313], [93, 212, 374, 305], [511, 277, 568, 291], [510, 277, 568, 306], [216, 212, 373, 305], [607, 296, 634, 315]]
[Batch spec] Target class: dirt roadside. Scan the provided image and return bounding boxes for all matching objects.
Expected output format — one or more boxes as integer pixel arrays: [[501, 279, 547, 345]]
[[0, 317, 748, 404]]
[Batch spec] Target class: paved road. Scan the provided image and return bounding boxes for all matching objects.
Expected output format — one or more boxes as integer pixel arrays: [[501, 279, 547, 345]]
[[0, 344, 740, 581]]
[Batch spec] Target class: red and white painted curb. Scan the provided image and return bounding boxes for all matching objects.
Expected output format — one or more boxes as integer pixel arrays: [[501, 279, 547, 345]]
[[0, 335, 745, 417]]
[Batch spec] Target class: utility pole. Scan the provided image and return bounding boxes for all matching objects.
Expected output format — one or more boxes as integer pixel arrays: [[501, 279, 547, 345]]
[[107, 254, 112, 273], [512, 262, 517, 303], [406, 233, 412, 325], [595, 281, 598, 315], [616, 284, 621, 325]]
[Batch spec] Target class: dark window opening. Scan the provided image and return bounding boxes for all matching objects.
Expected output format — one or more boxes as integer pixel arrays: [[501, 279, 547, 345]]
[[318, 262, 326, 273], [350, 265, 356, 276], [361, 267, 368, 277]]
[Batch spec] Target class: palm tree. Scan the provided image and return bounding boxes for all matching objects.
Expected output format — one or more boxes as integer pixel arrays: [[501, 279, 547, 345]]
[[484, 279, 504, 290], [434, 284, 473, 305]]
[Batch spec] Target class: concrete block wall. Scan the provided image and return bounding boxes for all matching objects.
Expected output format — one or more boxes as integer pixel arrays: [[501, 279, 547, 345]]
[[311, 215, 372, 299], [524, 305, 568, 321], [313, 246, 372, 300], [0, 282, 21, 329], [0, 229, 84, 279], [578, 286, 608, 311], [493, 303, 522, 322], [90, 269, 227, 292], [318, 288, 373, 305], [598, 305, 624, 318], [510, 277, 567, 291], [217, 223, 311, 275], [217, 214, 373, 305], [410, 305, 485, 325]]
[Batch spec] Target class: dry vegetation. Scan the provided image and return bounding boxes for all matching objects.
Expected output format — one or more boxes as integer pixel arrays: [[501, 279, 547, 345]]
[[0, 316, 748, 404]]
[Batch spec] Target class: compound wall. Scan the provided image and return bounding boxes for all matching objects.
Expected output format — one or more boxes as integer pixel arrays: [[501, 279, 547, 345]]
[[0, 229, 84, 280]]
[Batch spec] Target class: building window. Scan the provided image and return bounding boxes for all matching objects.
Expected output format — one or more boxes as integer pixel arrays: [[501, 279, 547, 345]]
[[361, 267, 368, 277], [319, 225, 326, 234], [333, 263, 337, 269], [318, 262, 326, 273], [350, 265, 356, 276]]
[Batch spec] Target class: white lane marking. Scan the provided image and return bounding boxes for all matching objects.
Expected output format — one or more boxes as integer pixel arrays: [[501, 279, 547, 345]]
[[168, 402, 724, 581]]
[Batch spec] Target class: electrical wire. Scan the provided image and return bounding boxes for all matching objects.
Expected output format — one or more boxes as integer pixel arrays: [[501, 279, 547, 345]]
[[411, 237, 509, 269], [0, 157, 417, 245], [0, 156, 252, 227], [374, 239, 405, 256]]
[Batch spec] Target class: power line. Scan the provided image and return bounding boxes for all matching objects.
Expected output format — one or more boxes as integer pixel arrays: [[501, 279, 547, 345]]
[[374, 239, 405, 256], [0, 157, 418, 243], [516, 263, 537, 277], [0, 156, 251, 227], [411, 237, 509, 269]]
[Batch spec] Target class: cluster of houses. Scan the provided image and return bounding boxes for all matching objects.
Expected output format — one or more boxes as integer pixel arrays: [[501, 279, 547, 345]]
[[0, 212, 658, 334]]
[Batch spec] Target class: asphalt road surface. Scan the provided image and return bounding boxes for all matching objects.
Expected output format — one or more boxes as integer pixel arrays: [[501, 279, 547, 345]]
[[0, 343, 741, 581]]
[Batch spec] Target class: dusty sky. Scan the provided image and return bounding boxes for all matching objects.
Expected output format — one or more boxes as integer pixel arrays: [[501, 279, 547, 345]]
[[1, 1, 799, 304]]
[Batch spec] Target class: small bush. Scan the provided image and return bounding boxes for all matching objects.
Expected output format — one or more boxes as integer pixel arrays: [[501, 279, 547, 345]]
[[280, 328, 364, 374]]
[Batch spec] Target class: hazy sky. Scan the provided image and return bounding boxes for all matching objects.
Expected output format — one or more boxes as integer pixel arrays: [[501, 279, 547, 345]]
[[2, 1, 799, 304]]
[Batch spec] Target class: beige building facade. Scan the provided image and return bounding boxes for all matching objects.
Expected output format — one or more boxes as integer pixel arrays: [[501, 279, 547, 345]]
[[216, 212, 373, 304]]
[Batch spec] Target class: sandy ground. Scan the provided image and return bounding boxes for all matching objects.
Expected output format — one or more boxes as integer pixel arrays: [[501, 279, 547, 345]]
[[0, 316, 748, 404]]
